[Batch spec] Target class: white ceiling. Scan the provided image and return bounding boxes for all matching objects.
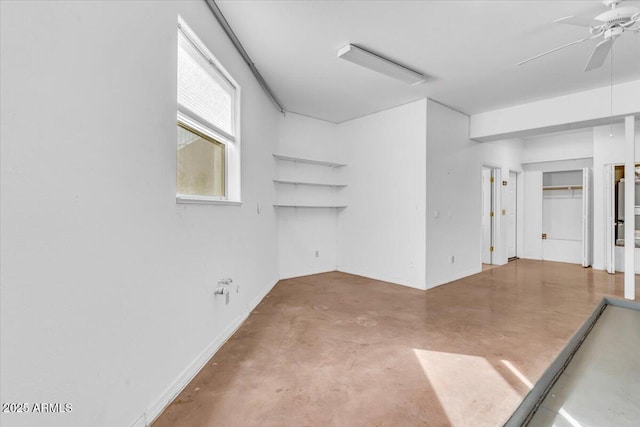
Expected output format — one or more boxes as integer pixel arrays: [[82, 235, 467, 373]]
[[217, 0, 640, 123]]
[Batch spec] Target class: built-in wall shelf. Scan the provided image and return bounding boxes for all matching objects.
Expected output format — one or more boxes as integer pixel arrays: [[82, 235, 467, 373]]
[[273, 179, 347, 188], [273, 152, 347, 210], [273, 204, 347, 208], [273, 154, 347, 168]]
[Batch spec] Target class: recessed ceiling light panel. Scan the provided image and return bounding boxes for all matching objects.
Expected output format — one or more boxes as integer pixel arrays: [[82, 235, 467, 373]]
[[337, 44, 425, 85]]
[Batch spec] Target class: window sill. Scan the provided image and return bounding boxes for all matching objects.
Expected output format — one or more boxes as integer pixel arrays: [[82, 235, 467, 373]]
[[176, 195, 242, 206]]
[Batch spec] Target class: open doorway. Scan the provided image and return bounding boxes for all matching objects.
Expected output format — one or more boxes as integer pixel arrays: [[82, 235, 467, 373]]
[[481, 166, 500, 266], [506, 171, 518, 261], [605, 164, 639, 273]]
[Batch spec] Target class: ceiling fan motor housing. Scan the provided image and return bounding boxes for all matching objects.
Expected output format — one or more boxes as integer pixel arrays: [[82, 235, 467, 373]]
[[595, 6, 639, 25]]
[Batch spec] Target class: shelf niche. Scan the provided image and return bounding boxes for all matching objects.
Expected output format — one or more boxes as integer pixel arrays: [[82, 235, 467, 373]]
[[273, 153, 347, 209]]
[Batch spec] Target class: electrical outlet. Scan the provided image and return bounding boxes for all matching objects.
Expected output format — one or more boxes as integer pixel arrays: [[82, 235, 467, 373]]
[[315, 250, 319, 258], [236, 284, 240, 294], [450, 255, 455, 263]]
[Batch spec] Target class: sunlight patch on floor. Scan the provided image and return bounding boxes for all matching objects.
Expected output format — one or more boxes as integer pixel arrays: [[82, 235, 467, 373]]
[[413, 349, 520, 426], [501, 359, 534, 389]]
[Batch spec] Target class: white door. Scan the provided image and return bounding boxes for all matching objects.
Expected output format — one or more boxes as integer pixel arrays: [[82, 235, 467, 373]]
[[523, 171, 543, 260], [582, 168, 592, 267], [605, 164, 615, 273], [481, 168, 492, 264], [506, 171, 517, 259]]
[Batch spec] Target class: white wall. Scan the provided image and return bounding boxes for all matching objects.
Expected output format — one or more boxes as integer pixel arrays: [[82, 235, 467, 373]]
[[470, 80, 640, 141], [480, 138, 524, 172], [0, 2, 279, 427], [336, 100, 524, 289], [425, 100, 482, 288], [337, 100, 427, 289], [523, 171, 544, 260], [522, 129, 593, 164], [276, 113, 343, 278], [425, 102, 525, 286], [278, 112, 341, 161]]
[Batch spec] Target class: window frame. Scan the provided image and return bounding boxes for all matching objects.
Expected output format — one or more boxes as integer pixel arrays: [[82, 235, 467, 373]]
[[176, 17, 242, 205]]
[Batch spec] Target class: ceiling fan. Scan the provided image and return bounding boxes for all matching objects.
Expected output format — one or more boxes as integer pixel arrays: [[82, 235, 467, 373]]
[[518, 0, 640, 71]]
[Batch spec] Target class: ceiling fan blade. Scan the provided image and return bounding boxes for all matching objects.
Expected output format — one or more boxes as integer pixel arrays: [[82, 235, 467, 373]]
[[584, 38, 613, 71], [517, 36, 592, 66], [554, 15, 603, 27]]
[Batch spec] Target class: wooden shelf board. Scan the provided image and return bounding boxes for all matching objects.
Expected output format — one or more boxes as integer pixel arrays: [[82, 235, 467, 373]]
[[273, 179, 347, 187], [273, 204, 347, 208], [273, 154, 347, 168]]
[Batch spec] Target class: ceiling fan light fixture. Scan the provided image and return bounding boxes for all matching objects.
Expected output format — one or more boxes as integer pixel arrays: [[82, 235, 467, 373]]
[[337, 44, 425, 85], [517, 0, 639, 71]]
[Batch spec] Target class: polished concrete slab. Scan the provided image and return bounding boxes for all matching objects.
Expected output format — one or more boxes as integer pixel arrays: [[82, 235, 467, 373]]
[[529, 305, 640, 427], [153, 260, 638, 427]]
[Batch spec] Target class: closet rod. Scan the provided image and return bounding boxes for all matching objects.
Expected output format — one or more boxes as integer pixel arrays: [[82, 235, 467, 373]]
[[543, 185, 583, 190]]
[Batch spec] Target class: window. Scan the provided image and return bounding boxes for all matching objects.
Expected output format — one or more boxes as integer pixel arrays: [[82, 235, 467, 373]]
[[176, 18, 241, 204]]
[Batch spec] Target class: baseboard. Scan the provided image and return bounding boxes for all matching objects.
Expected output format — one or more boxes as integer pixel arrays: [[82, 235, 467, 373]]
[[336, 266, 426, 290], [139, 275, 280, 427], [130, 415, 145, 427], [278, 267, 336, 280], [426, 267, 482, 289], [452, 267, 481, 282]]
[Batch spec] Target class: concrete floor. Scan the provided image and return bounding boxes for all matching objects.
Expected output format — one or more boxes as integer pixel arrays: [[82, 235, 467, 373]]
[[481, 263, 500, 272], [153, 260, 638, 427], [529, 306, 640, 427]]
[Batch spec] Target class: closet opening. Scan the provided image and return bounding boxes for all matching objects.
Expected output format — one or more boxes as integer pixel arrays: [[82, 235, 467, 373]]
[[541, 168, 592, 267]]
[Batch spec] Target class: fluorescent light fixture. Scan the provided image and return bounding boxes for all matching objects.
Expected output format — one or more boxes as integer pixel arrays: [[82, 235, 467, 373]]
[[337, 44, 425, 85]]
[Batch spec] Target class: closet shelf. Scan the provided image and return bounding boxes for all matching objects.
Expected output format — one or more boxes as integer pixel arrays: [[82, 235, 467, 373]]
[[273, 204, 347, 208], [543, 185, 583, 190], [273, 179, 347, 187], [542, 237, 582, 242], [273, 154, 347, 168]]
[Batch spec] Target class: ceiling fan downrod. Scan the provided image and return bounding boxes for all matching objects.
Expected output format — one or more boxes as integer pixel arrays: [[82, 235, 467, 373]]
[[602, 0, 621, 9]]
